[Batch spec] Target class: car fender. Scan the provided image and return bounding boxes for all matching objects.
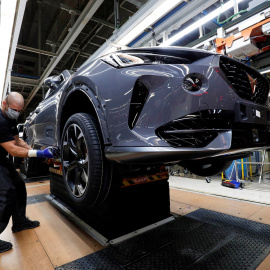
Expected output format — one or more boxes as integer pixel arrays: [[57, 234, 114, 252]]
[[57, 75, 111, 146]]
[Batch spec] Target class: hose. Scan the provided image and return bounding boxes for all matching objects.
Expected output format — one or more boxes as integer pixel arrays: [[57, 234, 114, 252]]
[[217, 2, 247, 25]]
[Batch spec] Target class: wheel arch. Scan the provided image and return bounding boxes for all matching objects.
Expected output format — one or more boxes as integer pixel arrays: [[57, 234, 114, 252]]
[[58, 82, 111, 146]]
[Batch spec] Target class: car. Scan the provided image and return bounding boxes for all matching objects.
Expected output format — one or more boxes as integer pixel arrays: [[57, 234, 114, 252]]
[[23, 46, 270, 206]]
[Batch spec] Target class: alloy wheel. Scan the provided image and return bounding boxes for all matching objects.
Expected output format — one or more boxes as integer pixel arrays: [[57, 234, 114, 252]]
[[62, 124, 89, 198]]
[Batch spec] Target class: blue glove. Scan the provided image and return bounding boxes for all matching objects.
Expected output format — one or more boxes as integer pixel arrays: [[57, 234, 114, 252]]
[[36, 147, 56, 159]]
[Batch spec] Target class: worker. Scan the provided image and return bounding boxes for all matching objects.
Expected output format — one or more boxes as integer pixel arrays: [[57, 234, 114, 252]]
[[0, 92, 56, 253]]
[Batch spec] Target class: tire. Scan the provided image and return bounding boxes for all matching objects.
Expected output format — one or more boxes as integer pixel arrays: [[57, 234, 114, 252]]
[[61, 113, 112, 207], [186, 160, 232, 177]]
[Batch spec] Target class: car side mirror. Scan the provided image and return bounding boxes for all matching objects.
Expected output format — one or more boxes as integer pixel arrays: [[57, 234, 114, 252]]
[[44, 76, 54, 87], [44, 75, 62, 90]]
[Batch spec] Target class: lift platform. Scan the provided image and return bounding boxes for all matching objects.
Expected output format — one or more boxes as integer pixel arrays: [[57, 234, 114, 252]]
[[48, 167, 174, 245]]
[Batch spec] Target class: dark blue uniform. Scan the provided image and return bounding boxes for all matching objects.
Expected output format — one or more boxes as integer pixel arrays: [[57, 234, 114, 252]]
[[0, 110, 26, 234]]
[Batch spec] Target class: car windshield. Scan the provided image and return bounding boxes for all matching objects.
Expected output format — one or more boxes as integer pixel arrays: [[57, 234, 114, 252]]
[[102, 53, 190, 68]]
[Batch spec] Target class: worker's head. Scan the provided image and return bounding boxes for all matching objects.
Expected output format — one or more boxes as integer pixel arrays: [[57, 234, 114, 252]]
[[2, 92, 24, 120]]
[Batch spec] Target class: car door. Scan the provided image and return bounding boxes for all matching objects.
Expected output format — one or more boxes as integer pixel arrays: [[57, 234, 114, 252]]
[[33, 73, 70, 147], [33, 89, 59, 147]]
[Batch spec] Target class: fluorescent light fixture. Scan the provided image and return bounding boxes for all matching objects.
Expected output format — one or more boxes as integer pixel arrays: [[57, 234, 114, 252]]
[[260, 68, 270, 74], [0, 0, 17, 101], [118, 0, 185, 46], [161, 0, 244, 46]]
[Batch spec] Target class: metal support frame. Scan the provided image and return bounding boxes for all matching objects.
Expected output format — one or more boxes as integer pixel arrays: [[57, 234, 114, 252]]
[[23, 0, 105, 111], [83, 0, 178, 64], [45, 40, 91, 58], [38, 2, 42, 77], [199, 25, 204, 38], [234, 0, 239, 14], [2, 0, 27, 102], [39, 0, 115, 29], [11, 76, 40, 87], [132, 0, 219, 48], [114, 0, 121, 29], [17, 45, 57, 57], [233, 148, 270, 183], [162, 30, 169, 42]]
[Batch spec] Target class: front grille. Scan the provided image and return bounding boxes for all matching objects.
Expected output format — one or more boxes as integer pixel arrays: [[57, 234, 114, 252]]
[[156, 111, 270, 148], [155, 112, 231, 148], [219, 56, 269, 104]]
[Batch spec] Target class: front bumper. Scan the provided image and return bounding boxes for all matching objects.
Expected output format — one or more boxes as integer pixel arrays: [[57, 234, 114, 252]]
[[104, 144, 269, 164], [106, 104, 270, 164]]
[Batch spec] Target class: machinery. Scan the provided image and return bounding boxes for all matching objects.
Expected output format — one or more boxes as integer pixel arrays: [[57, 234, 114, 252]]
[[192, 1, 270, 74]]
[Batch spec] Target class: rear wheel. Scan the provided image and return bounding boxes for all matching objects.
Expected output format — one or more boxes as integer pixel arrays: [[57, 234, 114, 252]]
[[61, 113, 112, 207], [185, 160, 232, 177], [20, 157, 49, 178]]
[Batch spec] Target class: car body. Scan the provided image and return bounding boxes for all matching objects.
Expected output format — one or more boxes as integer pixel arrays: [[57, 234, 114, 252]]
[[23, 46, 270, 205]]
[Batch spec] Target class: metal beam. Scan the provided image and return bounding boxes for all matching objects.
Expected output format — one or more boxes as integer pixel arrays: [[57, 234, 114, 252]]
[[17, 45, 58, 57], [125, 0, 148, 9], [38, 0, 81, 15], [133, 0, 219, 47], [15, 53, 38, 63], [91, 17, 115, 29], [11, 76, 40, 87], [2, 0, 27, 102], [83, 0, 190, 64], [40, 0, 115, 29], [24, 0, 104, 110], [46, 40, 91, 58]]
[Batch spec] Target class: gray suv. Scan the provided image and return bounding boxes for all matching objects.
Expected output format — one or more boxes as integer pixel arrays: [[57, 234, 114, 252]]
[[23, 46, 270, 206]]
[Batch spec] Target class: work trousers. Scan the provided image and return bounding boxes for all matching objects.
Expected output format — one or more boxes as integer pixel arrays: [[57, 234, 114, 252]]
[[0, 157, 27, 234]]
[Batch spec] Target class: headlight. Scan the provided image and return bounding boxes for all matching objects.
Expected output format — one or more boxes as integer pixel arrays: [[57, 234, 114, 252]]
[[102, 53, 190, 68]]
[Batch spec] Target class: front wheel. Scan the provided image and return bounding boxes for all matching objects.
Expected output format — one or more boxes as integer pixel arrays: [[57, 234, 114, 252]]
[[61, 113, 111, 207]]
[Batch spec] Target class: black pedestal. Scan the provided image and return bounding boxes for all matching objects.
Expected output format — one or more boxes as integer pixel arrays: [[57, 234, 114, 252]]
[[50, 172, 172, 240]]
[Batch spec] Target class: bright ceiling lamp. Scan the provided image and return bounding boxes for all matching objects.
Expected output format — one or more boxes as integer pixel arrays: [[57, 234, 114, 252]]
[[118, 0, 184, 46], [161, 0, 244, 47], [260, 68, 270, 74], [0, 0, 17, 101]]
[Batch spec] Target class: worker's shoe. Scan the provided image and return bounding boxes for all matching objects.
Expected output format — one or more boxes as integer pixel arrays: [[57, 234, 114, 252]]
[[12, 217, 40, 233], [0, 240, 12, 253]]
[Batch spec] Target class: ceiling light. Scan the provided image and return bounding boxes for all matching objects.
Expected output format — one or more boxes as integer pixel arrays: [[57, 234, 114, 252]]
[[260, 68, 270, 74], [160, 0, 244, 47], [0, 0, 17, 101], [118, 0, 185, 46]]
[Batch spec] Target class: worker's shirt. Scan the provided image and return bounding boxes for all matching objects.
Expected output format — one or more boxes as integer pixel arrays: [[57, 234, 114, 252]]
[[0, 110, 19, 160]]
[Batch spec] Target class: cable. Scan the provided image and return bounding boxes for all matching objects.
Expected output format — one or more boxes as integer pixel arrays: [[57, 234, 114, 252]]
[[217, 1, 247, 25]]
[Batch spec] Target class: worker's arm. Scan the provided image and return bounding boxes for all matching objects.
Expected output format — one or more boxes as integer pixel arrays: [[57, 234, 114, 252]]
[[13, 135, 32, 150], [1, 139, 56, 159], [0, 140, 30, 158]]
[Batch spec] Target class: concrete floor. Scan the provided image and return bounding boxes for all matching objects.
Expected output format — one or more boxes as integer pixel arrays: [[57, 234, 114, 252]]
[[168, 173, 270, 205], [1, 176, 270, 269]]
